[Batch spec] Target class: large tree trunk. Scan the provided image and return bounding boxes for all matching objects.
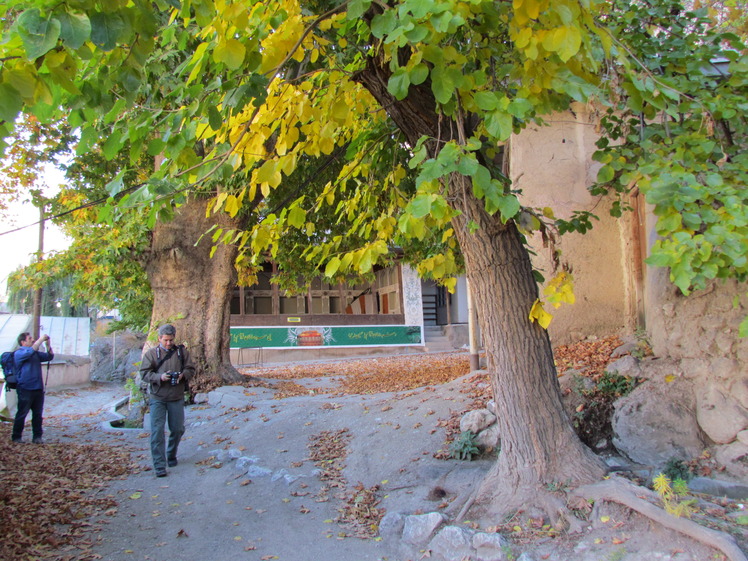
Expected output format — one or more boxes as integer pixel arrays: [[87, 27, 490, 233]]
[[144, 198, 243, 387], [355, 47, 605, 517], [449, 175, 605, 516]]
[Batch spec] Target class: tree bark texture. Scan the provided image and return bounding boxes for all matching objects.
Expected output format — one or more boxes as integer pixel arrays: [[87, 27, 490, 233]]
[[355, 45, 605, 512], [144, 198, 243, 386]]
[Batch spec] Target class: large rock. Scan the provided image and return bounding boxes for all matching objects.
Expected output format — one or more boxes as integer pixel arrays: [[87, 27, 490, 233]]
[[696, 377, 748, 444], [605, 355, 642, 378], [428, 525, 474, 561], [688, 476, 748, 500], [377, 512, 405, 540], [402, 512, 445, 545], [89, 330, 146, 382], [472, 532, 510, 561], [460, 409, 497, 434], [475, 424, 501, 451], [612, 378, 705, 466], [714, 441, 748, 483]]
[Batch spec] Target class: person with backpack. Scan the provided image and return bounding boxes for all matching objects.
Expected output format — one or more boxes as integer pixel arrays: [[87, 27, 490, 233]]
[[140, 324, 195, 477], [11, 332, 54, 444]]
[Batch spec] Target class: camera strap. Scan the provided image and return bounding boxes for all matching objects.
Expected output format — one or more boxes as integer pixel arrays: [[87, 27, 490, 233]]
[[154, 347, 177, 373]]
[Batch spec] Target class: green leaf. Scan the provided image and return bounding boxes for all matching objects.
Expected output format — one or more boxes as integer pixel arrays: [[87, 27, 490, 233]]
[[431, 65, 455, 105], [57, 11, 91, 50], [215, 38, 246, 70], [646, 252, 672, 268], [90, 11, 126, 51], [102, 129, 123, 160], [208, 105, 222, 131], [371, 10, 397, 38], [409, 63, 429, 85], [325, 256, 341, 277], [409, 194, 433, 218], [0, 83, 22, 122], [496, 194, 521, 222], [347, 0, 371, 20], [17, 9, 61, 60], [485, 111, 513, 141], [387, 67, 411, 100], [287, 205, 306, 228], [508, 98, 534, 118], [474, 91, 499, 111], [105, 171, 126, 197]]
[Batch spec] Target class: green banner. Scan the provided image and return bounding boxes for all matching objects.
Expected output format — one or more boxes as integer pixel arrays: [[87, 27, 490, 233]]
[[230, 325, 423, 348]]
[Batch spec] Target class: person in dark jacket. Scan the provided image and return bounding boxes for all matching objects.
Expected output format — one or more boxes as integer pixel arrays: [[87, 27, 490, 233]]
[[140, 324, 195, 477], [11, 332, 54, 443]]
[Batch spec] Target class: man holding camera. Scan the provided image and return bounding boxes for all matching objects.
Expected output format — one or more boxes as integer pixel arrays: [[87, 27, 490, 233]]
[[140, 324, 195, 477], [11, 332, 54, 443]]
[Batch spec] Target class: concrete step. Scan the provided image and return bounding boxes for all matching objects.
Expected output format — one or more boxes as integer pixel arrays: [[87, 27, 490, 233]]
[[424, 341, 456, 352]]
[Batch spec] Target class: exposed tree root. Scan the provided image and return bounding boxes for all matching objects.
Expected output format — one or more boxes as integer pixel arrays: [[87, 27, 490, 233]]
[[571, 476, 747, 561]]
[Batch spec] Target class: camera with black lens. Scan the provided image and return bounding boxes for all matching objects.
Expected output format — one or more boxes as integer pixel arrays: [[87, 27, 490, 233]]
[[167, 371, 181, 386]]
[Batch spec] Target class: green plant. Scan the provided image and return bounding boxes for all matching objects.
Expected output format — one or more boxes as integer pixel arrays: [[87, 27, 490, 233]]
[[607, 547, 628, 561], [631, 329, 653, 359], [544, 480, 571, 493], [653, 473, 697, 518], [500, 544, 516, 561], [124, 374, 144, 404], [595, 371, 638, 398], [450, 431, 480, 461], [662, 458, 694, 482]]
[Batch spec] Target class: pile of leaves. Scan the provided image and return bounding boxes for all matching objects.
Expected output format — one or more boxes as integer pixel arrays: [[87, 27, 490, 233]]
[[335, 482, 384, 539], [0, 426, 133, 561], [307, 429, 351, 487], [242, 352, 472, 396], [554, 336, 623, 377]]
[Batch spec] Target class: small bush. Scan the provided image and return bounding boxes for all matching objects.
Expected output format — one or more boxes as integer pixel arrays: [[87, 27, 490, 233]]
[[450, 431, 480, 461], [661, 458, 694, 482], [595, 371, 638, 397]]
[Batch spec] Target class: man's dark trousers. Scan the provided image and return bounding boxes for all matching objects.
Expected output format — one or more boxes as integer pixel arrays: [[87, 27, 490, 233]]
[[12, 388, 45, 441]]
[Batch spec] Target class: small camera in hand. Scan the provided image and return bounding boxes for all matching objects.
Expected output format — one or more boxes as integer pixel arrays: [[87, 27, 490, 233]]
[[168, 372, 181, 386]]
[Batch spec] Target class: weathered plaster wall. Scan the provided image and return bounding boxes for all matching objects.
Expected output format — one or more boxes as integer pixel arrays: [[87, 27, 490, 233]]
[[644, 262, 748, 479], [510, 105, 628, 345]]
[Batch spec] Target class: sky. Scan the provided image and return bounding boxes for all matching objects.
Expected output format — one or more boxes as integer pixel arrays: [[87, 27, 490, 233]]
[[0, 167, 71, 301]]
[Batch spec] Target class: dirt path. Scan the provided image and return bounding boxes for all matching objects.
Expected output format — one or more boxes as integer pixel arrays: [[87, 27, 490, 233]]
[[14, 353, 745, 561]]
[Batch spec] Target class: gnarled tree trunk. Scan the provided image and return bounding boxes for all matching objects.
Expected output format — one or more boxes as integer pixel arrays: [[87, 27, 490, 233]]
[[144, 197, 243, 386], [355, 47, 605, 517], [449, 175, 604, 516]]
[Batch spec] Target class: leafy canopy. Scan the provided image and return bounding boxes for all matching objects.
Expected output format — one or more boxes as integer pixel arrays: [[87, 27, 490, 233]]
[[1, 0, 746, 331]]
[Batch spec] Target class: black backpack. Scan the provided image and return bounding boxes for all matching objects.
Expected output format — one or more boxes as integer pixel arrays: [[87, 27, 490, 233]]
[[1, 351, 18, 390]]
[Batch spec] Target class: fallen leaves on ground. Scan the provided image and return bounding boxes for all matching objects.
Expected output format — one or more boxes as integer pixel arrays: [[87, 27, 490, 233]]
[[554, 336, 623, 378], [0, 426, 134, 561], [336, 482, 385, 539], [242, 352, 473, 396], [307, 429, 351, 486]]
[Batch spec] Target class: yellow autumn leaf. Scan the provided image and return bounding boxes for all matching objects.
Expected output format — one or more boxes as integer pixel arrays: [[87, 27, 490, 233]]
[[129, 492, 142, 500], [600, 515, 610, 523], [664, 374, 677, 383], [528, 299, 553, 329]]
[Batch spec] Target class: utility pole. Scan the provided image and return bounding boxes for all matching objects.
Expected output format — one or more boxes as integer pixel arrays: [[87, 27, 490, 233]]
[[32, 203, 45, 339]]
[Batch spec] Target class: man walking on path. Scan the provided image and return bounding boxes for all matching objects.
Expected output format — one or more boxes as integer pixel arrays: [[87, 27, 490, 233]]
[[140, 324, 195, 477], [12, 332, 54, 443]]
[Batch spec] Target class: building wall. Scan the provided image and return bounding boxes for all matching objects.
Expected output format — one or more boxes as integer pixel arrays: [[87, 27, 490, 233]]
[[510, 104, 629, 345]]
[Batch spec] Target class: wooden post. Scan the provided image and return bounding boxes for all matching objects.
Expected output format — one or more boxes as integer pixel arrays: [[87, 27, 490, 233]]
[[32, 204, 45, 339], [467, 278, 480, 371]]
